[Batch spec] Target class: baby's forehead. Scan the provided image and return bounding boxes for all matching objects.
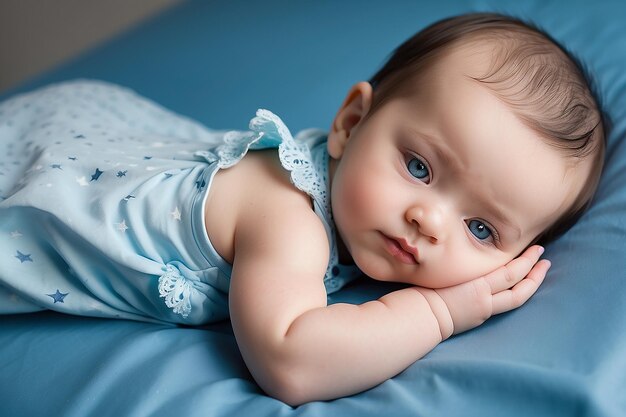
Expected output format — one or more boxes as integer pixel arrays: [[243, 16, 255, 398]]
[[411, 43, 497, 94], [429, 36, 522, 78]]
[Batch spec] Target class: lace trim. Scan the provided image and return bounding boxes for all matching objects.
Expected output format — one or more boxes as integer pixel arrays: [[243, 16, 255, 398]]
[[158, 264, 192, 318], [251, 110, 328, 209], [194, 130, 261, 169], [195, 110, 327, 210]]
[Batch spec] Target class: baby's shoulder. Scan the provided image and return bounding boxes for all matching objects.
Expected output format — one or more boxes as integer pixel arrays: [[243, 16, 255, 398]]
[[206, 148, 329, 266], [218, 147, 314, 208]]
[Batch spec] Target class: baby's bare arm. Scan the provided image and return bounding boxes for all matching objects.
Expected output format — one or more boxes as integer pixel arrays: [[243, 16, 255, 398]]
[[224, 154, 548, 405], [229, 203, 447, 405], [230, 200, 549, 406]]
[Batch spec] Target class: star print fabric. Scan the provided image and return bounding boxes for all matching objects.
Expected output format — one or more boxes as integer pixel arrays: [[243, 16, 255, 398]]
[[0, 80, 360, 324], [0, 81, 234, 324]]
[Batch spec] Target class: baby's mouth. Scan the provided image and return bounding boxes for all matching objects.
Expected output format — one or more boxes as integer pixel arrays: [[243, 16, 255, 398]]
[[380, 233, 419, 265]]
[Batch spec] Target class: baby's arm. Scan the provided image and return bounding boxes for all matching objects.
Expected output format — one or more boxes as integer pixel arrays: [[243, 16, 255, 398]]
[[221, 152, 548, 405], [229, 194, 548, 405], [229, 207, 444, 405]]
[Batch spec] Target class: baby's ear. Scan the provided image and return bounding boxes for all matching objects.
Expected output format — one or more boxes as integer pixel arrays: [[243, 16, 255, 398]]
[[328, 82, 373, 159]]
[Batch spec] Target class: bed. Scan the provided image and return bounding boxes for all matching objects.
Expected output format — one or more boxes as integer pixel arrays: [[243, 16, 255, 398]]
[[1, 0, 625, 416]]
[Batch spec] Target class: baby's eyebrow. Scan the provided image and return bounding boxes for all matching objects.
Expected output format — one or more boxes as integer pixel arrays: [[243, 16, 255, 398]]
[[403, 127, 460, 169], [481, 198, 522, 241]]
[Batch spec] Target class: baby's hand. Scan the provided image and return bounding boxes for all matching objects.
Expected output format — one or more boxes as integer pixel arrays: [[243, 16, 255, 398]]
[[433, 245, 550, 336]]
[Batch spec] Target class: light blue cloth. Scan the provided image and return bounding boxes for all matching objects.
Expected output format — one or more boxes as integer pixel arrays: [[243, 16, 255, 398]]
[[0, 80, 359, 324]]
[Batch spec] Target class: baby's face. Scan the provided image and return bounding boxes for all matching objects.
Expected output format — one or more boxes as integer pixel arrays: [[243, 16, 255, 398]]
[[328, 45, 591, 288]]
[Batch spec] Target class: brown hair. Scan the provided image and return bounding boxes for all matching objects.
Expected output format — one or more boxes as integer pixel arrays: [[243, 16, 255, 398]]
[[369, 13, 607, 245]]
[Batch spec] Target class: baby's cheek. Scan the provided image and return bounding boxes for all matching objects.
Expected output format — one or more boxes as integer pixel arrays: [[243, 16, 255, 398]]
[[434, 250, 508, 287], [348, 175, 390, 221], [348, 180, 374, 208]]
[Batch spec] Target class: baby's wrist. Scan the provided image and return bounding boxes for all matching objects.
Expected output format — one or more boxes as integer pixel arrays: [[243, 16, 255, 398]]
[[416, 288, 454, 340]]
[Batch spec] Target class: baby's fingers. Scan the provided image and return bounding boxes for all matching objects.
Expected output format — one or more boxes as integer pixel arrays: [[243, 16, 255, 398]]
[[484, 245, 545, 294], [491, 259, 551, 315]]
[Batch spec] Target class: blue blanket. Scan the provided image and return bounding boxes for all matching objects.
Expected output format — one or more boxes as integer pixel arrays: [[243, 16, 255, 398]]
[[1, 1, 625, 416]]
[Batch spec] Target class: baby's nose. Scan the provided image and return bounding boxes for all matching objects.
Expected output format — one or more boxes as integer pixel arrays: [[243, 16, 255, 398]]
[[405, 203, 447, 244]]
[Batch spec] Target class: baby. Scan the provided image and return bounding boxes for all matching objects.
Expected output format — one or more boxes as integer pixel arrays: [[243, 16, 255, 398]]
[[0, 13, 605, 405]]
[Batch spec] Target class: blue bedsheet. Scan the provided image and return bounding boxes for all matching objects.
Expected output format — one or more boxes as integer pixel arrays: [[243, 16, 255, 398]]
[[2, 1, 626, 416]]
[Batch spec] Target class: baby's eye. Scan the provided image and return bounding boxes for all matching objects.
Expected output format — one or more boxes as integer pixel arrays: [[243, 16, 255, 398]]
[[467, 219, 494, 242], [405, 155, 431, 183]]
